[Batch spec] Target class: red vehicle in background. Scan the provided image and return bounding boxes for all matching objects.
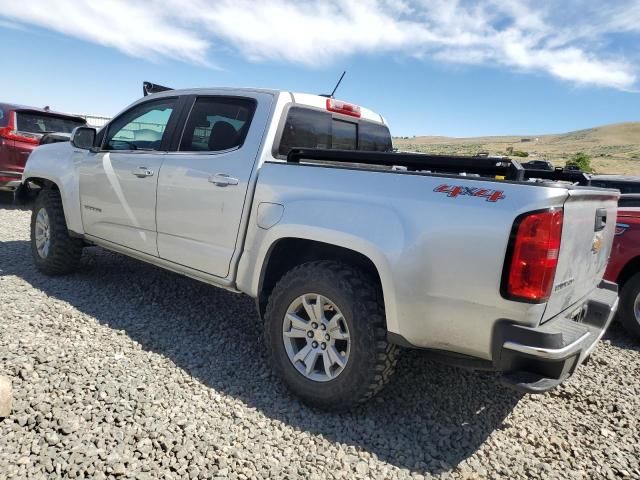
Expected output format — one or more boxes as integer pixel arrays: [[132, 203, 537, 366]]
[[604, 194, 640, 339], [0, 103, 86, 191]]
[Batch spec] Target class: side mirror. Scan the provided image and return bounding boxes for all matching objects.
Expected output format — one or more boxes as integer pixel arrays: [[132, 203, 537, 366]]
[[70, 126, 97, 150]]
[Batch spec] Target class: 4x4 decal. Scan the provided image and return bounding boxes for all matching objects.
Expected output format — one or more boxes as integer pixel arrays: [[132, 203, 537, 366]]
[[434, 184, 505, 202]]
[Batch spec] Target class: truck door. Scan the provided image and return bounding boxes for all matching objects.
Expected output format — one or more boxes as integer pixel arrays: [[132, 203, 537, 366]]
[[79, 97, 180, 256], [155, 92, 273, 277]]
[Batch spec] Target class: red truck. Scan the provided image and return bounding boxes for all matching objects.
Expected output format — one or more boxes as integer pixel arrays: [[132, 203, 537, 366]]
[[0, 103, 86, 192], [604, 194, 640, 339]]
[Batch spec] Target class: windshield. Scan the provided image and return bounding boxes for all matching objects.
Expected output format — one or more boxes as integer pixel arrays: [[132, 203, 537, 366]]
[[277, 106, 392, 157], [16, 111, 85, 134]]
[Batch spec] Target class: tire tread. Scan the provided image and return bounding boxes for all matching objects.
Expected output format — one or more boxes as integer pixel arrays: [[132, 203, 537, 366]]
[[619, 272, 640, 340], [264, 260, 399, 409], [31, 188, 83, 276]]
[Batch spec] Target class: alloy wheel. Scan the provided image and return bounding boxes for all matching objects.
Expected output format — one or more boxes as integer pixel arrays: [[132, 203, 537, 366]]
[[282, 293, 351, 382]]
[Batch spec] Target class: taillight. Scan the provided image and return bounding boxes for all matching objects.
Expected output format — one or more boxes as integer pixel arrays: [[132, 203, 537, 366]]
[[0, 112, 40, 145], [0, 127, 40, 145], [326, 98, 361, 118], [502, 209, 564, 302]]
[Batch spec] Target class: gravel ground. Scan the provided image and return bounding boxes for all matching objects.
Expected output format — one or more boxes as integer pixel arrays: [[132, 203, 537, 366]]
[[1, 198, 639, 480]]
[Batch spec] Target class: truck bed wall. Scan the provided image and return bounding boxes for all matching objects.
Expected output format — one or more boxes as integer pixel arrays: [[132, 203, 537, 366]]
[[237, 162, 573, 359]]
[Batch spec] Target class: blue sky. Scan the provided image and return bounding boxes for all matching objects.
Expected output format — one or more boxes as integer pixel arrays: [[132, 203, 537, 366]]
[[0, 0, 639, 137]]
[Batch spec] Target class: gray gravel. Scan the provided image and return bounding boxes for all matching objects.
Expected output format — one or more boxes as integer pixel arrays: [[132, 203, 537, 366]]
[[1, 197, 639, 479]]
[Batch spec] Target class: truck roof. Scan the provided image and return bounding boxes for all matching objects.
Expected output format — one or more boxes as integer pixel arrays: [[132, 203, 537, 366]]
[[0, 102, 86, 121], [145, 88, 386, 125]]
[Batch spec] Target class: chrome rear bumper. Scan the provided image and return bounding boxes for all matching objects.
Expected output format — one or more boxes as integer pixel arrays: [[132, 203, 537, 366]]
[[494, 280, 618, 393]]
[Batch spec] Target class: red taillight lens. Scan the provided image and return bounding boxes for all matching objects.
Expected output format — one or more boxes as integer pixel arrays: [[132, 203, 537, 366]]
[[504, 209, 563, 302], [0, 111, 39, 145], [326, 98, 361, 118], [0, 126, 40, 145]]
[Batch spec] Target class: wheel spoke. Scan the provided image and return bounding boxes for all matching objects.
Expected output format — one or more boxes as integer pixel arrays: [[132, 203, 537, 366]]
[[321, 351, 333, 379], [304, 350, 320, 375], [328, 346, 346, 368], [36, 236, 46, 248], [313, 294, 325, 322], [332, 330, 349, 341], [327, 313, 343, 332], [301, 295, 317, 322], [283, 328, 307, 339], [286, 312, 309, 331], [293, 343, 312, 363]]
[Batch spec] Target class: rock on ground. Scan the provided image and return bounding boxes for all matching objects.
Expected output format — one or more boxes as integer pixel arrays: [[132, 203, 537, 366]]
[[0, 375, 12, 417], [0, 197, 639, 479]]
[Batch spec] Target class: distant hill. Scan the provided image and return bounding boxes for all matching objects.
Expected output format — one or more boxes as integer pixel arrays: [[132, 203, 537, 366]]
[[393, 122, 640, 175]]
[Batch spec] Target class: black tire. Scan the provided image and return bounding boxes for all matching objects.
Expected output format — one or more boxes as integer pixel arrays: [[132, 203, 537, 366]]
[[30, 188, 83, 275], [264, 260, 399, 410], [619, 272, 640, 340]]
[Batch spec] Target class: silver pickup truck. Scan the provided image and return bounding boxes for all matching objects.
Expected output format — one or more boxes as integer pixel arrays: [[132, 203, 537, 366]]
[[20, 86, 619, 410]]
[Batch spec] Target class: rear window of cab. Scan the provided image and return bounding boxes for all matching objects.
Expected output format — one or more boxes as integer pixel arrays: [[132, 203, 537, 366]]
[[276, 106, 392, 158], [16, 112, 85, 134]]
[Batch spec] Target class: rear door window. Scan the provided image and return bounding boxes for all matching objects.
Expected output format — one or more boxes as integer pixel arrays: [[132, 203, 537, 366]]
[[179, 97, 256, 152], [276, 106, 392, 157], [15, 112, 85, 134]]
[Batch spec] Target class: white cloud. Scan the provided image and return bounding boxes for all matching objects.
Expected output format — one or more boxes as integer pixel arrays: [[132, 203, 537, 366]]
[[0, 0, 638, 90], [0, 0, 208, 64]]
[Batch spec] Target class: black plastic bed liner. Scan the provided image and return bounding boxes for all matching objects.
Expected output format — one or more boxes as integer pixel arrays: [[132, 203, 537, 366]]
[[286, 148, 592, 185]]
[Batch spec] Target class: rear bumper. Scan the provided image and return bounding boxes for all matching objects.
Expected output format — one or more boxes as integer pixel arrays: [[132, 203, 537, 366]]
[[0, 171, 23, 191], [493, 280, 618, 393]]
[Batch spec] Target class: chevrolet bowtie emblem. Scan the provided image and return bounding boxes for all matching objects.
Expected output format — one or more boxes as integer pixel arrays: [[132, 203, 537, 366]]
[[591, 234, 603, 253]]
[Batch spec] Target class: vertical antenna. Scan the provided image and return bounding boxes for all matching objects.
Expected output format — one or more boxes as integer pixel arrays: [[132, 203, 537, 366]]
[[330, 71, 346, 98], [320, 71, 347, 98]]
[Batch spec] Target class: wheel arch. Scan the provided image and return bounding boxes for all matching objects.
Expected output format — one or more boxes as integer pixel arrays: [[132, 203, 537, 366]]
[[22, 141, 85, 235], [256, 237, 389, 324], [617, 256, 640, 288], [24, 177, 57, 190], [24, 175, 84, 235]]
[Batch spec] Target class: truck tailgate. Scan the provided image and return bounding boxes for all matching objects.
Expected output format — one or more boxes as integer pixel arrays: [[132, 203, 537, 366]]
[[542, 189, 619, 322]]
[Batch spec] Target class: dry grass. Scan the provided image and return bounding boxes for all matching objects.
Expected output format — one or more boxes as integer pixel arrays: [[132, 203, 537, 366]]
[[393, 122, 640, 175]]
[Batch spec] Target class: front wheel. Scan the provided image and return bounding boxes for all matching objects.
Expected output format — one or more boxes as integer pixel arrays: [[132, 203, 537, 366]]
[[619, 272, 640, 340], [31, 188, 83, 275], [264, 261, 398, 410]]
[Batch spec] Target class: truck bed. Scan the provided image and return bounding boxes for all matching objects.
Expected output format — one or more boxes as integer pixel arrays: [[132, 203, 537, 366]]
[[253, 154, 618, 359]]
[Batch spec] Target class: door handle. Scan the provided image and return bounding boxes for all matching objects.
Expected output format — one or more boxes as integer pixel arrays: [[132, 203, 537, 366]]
[[132, 166, 154, 178], [594, 208, 607, 232], [208, 173, 239, 187]]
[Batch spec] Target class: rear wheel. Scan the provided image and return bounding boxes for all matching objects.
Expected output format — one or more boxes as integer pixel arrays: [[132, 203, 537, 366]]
[[619, 272, 640, 340], [30, 188, 83, 275], [264, 261, 398, 410]]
